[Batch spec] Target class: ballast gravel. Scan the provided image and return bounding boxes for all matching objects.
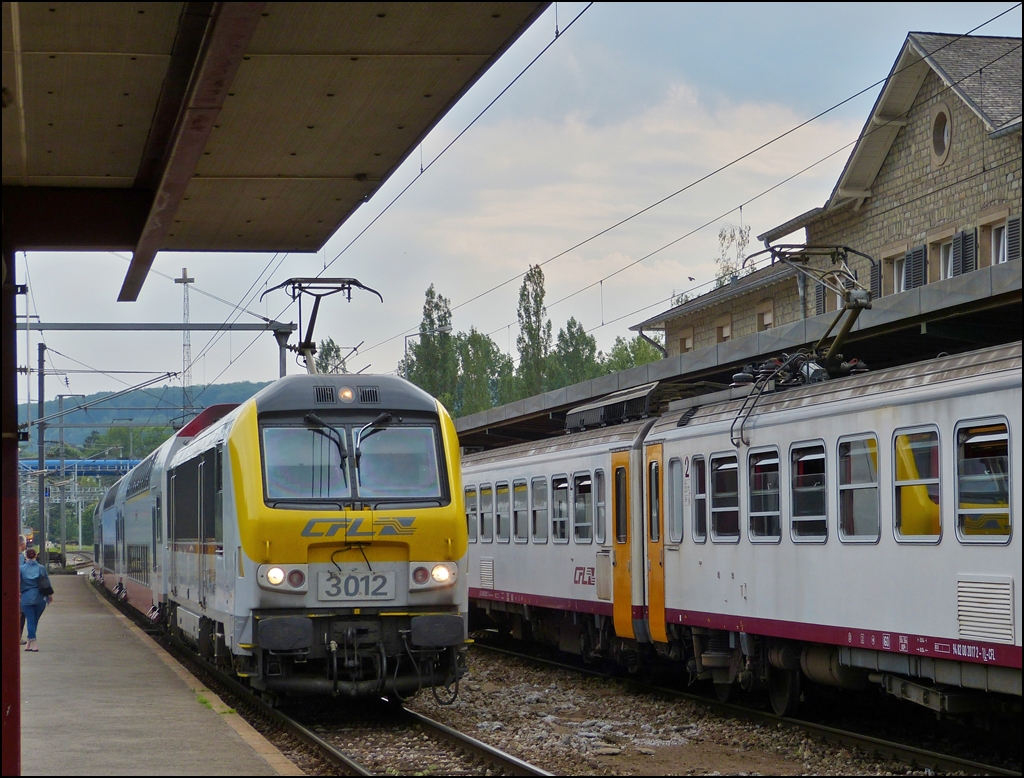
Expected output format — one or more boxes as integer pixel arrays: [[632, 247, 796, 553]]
[[403, 648, 962, 776]]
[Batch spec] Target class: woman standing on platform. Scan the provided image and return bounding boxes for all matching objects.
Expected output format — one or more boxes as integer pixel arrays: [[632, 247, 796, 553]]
[[20, 548, 52, 652]]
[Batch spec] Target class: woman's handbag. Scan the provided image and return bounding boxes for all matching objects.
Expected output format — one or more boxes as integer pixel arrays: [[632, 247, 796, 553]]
[[38, 573, 54, 597]]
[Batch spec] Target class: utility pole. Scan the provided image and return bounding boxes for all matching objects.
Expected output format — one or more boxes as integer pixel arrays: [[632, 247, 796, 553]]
[[175, 268, 195, 422], [36, 343, 46, 565], [59, 395, 65, 565]]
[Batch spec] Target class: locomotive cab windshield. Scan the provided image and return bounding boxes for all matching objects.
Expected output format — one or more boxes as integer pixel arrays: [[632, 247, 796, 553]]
[[261, 413, 448, 507]]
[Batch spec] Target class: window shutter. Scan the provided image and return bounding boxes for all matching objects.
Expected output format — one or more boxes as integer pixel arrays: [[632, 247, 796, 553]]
[[814, 282, 825, 315], [870, 262, 882, 298], [951, 232, 963, 277], [962, 229, 976, 274], [906, 246, 926, 289], [1008, 215, 1022, 263], [952, 229, 977, 276]]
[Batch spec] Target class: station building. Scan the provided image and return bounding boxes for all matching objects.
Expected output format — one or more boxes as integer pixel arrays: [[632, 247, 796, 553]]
[[632, 32, 1021, 359], [458, 31, 1022, 449]]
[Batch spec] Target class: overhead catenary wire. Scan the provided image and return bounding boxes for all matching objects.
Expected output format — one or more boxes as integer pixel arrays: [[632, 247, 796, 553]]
[[317, 2, 595, 281], [361, 4, 1022, 358]]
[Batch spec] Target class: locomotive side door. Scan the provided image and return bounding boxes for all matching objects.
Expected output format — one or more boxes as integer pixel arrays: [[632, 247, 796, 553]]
[[610, 449, 634, 638], [644, 442, 668, 644]]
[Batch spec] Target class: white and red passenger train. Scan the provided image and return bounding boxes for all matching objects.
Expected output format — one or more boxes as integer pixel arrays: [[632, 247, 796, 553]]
[[463, 342, 1021, 716]]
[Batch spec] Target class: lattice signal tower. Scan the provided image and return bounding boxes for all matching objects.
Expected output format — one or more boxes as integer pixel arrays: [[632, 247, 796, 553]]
[[175, 268, 195, 420]]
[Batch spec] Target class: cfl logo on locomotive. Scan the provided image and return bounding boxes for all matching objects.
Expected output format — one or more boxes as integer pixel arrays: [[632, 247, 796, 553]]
[[574, 566, 596, 585], [300, 517, 416, 537]]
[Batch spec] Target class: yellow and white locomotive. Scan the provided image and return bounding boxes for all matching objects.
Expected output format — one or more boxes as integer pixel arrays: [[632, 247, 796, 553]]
[[96, 373, 468, 701]]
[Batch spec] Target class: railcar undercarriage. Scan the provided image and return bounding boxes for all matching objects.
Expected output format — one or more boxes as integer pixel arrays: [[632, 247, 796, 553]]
[[472, 601, 1021, 719]]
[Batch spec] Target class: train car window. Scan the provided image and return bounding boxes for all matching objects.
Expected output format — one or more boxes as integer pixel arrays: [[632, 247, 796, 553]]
[[262, 427, 350, 501], [648, 461, 661, 542], [496, 482, 511, 543], [748, 449, 781, 541], [552, 475, 570, 543], [668, 458, 683, 544], [614, 467, 628, 543], [480, 483, 494, 542], [955, 420, 1010, 543], [791, 443, 827, 541], [710, 455, 740, 542], [893, 427, 941, 542], [594, 470, 607, 544], [531, 477, 548, 543], [171, 457, 200, 541], [573, 473, 594, 543], [692, 456, 707, 542], [465, 486, 478, 543], [838, 435, 879, 542], [355, 426, 443, 500], [513, 480, 529, 543]]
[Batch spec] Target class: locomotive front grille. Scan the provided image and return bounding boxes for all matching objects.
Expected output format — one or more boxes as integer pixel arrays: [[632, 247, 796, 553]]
[[957, 578, 1014, 644]]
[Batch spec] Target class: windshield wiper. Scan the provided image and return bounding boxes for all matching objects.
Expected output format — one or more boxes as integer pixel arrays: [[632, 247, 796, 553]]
[[304, 412, 348, 463], [355, 412, 398, 464]]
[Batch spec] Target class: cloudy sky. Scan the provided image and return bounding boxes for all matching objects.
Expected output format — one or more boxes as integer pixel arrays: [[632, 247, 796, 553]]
[[18, 2, 1022, 405]]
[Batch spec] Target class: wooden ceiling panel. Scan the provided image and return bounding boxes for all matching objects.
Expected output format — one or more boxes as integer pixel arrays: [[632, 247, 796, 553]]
[[17, 2, 182, 55], [196, 53, 489, 179], [2, 3, 13, 52], [1, 50, 22, 180], [249, 2, 543, 56], [165, 177, 375, 251], [20, 51, 169, 182]]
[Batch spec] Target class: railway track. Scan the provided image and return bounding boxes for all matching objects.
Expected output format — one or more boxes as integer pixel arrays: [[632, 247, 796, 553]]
[[95, 581, 551, 776], [472, 638, 1022, 777]]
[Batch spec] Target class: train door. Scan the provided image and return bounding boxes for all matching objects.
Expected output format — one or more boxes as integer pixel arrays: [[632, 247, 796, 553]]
[[611, 450, 634, 638], [644, 443, 668, 644], [198, 447, 224, 609]]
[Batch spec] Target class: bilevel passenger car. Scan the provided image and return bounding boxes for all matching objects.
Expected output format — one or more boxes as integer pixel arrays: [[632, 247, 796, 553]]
[[95, 374, 468, 702], [463, 342, 1022, 717]]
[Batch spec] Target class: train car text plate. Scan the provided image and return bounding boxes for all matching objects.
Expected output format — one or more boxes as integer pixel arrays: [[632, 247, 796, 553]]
[[318, 571, 396, 601]]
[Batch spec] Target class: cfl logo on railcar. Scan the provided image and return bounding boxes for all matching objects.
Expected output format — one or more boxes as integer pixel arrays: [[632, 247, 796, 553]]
[[300, 517, 416, 537], [573, 566, 596, 585]]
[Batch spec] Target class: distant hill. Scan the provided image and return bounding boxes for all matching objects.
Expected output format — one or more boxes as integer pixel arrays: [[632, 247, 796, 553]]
[[18, 381, 272, 448]]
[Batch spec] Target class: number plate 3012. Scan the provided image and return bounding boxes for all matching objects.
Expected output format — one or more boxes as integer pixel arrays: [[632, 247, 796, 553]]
[[318, 571, 395, 601]]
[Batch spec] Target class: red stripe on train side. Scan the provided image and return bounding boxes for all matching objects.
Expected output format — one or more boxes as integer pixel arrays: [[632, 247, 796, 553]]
[[470, 587, 614, 617], [667, 607, 1022, 669]]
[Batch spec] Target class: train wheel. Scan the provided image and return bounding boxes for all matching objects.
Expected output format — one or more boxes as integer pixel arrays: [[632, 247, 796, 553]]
[[714, 681, 735, 703], [769, 667, 801, 717]]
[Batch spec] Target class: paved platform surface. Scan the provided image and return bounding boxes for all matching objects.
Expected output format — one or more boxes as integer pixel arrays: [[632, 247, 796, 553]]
[[20, 573, 302, 776]]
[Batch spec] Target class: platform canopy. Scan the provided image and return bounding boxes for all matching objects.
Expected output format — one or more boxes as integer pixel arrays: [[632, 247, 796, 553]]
[[2, 1, 548, 299]]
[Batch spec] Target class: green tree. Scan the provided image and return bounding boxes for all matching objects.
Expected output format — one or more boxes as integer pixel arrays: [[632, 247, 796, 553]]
[[455, 328, 511, 416], [603, 334, 665, 373], [402, 285, 458, 410], [315, 337, 347, 374], [515, 265, 552, 398], [549, 317, 603, 388]]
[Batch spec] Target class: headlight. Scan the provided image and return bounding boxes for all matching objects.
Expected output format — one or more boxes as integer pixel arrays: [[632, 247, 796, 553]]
[[257, 564, 308, 593], [409, 562, 457, 590]]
